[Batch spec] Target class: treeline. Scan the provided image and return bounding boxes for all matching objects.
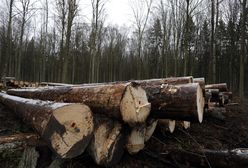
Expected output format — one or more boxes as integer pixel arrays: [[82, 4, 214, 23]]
[[0, 0, 247, 97]]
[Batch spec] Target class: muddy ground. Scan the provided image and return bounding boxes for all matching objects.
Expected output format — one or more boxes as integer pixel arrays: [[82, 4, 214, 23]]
[[0, 97, 248, 168]]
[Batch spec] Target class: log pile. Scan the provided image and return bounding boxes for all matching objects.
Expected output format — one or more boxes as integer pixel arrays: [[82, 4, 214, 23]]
[[0, 76, 234, 166]]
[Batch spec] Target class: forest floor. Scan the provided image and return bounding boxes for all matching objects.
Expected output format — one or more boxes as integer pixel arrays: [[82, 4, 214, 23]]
[[0, 97, 248, 168]]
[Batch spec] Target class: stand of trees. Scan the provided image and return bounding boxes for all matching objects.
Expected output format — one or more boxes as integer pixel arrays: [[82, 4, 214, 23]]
[[0, 0, 247, 98]]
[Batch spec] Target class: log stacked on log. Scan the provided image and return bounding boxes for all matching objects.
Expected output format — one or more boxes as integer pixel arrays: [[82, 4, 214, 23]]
[[0, 76, 235, 167]]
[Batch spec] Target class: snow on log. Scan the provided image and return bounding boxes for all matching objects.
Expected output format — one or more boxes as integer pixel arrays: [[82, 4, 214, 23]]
[[87, 117, 124, 166], [7, 82, 151, 126], [144, 83, 205, 123], [158, 119, 176, 133], [205, 83, 228, 92], [0, 92, 94, 158]]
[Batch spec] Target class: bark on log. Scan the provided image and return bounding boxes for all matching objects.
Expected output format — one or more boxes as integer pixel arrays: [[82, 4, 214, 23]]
[[87, 117, 124, 167], [135, 76, 193, 86], [205, 83, 228, 92], [193, 78, 205, 90], [0, 92, 94, 158], [158, 119, 176, 133], [145, 83, 204, 123], [0, 133, 40, 151], [7, 82, 151, 126]]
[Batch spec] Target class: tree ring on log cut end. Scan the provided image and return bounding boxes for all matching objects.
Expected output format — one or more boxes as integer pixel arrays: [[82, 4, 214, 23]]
[[197, 83, 204, 123], [120, 84, 151, 126], [45, 104, 94, 158]]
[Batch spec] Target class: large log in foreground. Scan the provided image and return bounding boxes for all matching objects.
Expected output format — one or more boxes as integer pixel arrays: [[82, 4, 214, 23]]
[[0, 92, 94, 158], [145, 83, 205, 123], [7, 82, 151, 126]]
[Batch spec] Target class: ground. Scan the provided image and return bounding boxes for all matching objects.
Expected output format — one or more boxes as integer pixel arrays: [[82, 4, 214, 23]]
[[0, 97, 248, 168]]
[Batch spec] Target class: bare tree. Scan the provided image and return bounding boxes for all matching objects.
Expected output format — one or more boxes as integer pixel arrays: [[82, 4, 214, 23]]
[[239, 0, 247, 101], [89, 0, 106, 83], [61, 0, 78, 83], [130, 0, 153, 79], [56, 0, 67, 82]]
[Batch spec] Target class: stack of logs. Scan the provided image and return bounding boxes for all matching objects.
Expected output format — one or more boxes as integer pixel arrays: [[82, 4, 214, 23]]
[[0, 76, 233, 166]]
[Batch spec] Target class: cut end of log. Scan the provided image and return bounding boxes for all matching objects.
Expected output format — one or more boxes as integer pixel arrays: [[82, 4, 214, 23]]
[[126, 126, 146, 154], [145, 119, 158, 142], [47, 104, 94, 158], [183, 121, 190, 129], [120, 83, 151, 126], [159, 119, 175, 133], [196, 84, 204, 123], [88, 119, 124, 166]]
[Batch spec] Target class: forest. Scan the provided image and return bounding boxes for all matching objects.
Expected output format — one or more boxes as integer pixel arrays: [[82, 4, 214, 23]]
[[0, 0, 247, 99]]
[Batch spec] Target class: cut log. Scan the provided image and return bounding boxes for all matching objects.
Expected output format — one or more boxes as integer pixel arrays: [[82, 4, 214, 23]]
[[126, 126, 146, 155], [135, 76, 193, 86], [206, 103, 226, 120], [40, 82, 74, 87], [0, 133, 40, 151], [0, 92, 94, 158], [144, 119, 158, 142], [145, 83, 204, 123], [220, 91, 232, 104], [7, 82, 151, 126], [206, 89, 223, 105], [181, 121, 190, 129], [205, 83, 228, 92], [193, 78, 205, 89], [87, 117, 124, 167], [126, 119, 158, 155], [158, 119, 176, 133]]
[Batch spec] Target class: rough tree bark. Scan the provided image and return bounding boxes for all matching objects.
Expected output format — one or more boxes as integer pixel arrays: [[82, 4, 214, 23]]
[[0, 92, 94, 158], [7, 82, 151, 126], [144, 83, 205, 122]]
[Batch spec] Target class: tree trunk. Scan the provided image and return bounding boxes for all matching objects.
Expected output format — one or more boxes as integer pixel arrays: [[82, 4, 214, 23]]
[[239, 0, 247, 101], [7, 82, 151, 126], [0, 92, 94, 158], [87, 116, 124, 167]]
